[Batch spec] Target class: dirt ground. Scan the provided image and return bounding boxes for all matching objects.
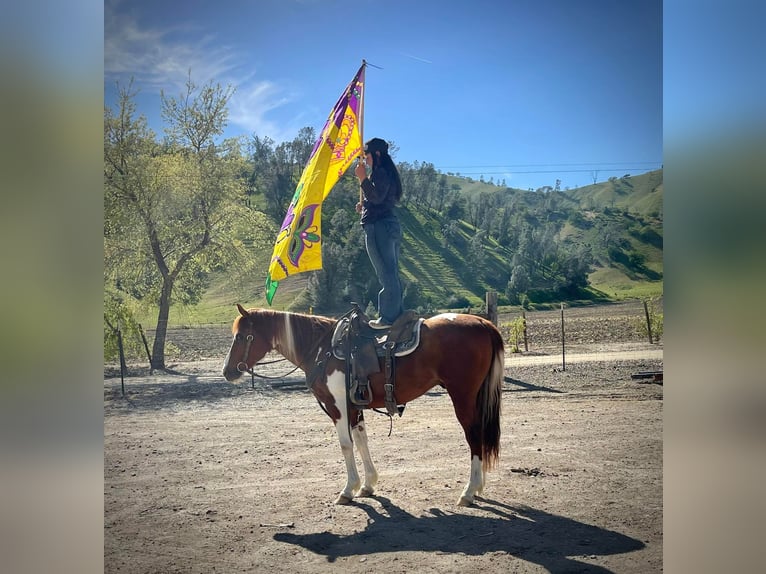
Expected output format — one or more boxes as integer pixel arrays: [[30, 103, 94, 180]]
[[104, 302, 663, 573]]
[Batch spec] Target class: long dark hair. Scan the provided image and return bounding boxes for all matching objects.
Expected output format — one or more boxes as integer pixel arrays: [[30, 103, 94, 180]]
[[368, 139, 402, 202]]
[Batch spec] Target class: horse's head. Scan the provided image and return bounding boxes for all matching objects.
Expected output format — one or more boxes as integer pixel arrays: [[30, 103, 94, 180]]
[[221, 304, 273, 382]]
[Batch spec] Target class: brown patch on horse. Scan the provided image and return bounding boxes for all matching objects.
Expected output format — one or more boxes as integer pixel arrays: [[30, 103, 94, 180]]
[[222, 307, 503, 505]]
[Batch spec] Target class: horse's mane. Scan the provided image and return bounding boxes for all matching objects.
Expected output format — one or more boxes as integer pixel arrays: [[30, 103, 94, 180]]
[[238, 309, 335, 358], [284, 311, 336, 353]]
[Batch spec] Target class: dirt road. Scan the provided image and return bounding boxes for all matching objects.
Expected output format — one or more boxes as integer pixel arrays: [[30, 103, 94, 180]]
[[105, 335, 662, 573]]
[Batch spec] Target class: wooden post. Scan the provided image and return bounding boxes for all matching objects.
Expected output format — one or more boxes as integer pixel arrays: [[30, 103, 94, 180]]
[[522, 309, 528, 352], [643, 300, 654, 344], [560, 302, 566, 371], [138, 323, 152, 365], [117, 324, 126, 396], [486, 291, 498, 326]]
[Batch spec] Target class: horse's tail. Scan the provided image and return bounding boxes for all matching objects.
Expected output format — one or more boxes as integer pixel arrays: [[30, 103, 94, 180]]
[[478, 325, 504, 472]]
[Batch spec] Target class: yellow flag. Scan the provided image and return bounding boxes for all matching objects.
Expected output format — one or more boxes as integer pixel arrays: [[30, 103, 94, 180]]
[[265, 63, 365, 304]]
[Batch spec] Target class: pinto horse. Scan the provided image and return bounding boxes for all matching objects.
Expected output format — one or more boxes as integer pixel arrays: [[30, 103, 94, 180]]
[[222, 305, 504, 506]]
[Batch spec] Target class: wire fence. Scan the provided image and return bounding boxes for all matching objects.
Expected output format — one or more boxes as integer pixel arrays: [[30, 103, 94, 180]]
[[116, 299, 661, 367]]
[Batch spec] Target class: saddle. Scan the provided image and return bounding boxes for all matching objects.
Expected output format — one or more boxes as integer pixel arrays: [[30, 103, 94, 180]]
[[331, 305, 423, 415]]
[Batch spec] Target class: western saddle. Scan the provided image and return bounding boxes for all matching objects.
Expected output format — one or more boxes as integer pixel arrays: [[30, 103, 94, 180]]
[[330, 304, 423, 416]]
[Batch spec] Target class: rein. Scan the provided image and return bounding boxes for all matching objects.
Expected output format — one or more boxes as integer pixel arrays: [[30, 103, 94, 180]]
[[234, 324, 332, 390], [235, 335, 302, 389], [231, 313, 385, 425], [241, 359, 302, 390]]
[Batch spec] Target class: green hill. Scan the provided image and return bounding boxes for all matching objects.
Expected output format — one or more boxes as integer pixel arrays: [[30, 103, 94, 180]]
[[160, 169, 662, 325], [565, 170, 663, 217]]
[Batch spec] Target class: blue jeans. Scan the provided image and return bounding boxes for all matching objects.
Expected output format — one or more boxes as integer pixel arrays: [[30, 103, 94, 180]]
[[363, 216, 403, 323]]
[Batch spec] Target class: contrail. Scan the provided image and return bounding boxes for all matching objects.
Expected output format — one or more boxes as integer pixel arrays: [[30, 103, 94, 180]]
[[400, 52, 433, 64]]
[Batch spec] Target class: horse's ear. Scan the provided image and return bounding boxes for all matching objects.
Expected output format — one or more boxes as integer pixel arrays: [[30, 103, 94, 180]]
[[236, 303, 249, 318]]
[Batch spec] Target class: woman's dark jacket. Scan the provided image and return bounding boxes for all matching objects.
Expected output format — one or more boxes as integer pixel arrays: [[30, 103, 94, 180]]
[[359, 165, 400, 224]]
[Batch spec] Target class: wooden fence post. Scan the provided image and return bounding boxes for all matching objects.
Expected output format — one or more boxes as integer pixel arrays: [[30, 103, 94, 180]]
[[486, 291, 498, 326], [643, 300, 654, 344], [522, 309, 528, 352], [560, 302, 566, 371], [117, 322, 126, 396], [138, 323, 152, 365]]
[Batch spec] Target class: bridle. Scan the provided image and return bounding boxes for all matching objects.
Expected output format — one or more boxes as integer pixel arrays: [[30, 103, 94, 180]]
[[232, 331, 301, 388], [235, 333, 255, 374]]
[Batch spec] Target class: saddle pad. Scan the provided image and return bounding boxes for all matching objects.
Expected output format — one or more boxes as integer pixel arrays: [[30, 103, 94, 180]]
[[331, 317, 424, 360]]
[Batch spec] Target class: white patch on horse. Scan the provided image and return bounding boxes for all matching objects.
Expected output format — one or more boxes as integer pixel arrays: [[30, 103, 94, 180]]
[[352, 422, 379, 496], [326, 369, 361, 502], [281, 312, 297, 363], [326, 369, 348, 427], [221, 337, 235, 377], [433, 312, 459, 321], [459, 455, 485, 506]]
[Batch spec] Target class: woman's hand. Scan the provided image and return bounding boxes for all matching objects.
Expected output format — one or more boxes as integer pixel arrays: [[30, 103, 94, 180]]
[[354, 160, 367, 181], [355, 201, 363, 214]]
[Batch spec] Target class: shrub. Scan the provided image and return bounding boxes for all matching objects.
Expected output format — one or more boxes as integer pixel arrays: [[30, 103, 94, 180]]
[[104, 290, 147, 362], [506, 317, 526, 353], [635, 296, 663, 342], [445, 294, 471, 309]]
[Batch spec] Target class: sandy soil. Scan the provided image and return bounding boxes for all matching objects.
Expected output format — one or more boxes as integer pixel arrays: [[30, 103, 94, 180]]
[[104, 303, 663, 573]]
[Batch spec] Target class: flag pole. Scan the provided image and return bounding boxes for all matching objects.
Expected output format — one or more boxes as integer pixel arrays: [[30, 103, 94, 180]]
[[359, 59, 366, 204]]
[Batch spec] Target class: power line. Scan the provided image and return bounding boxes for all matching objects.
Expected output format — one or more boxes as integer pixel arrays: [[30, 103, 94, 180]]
[[436, 161, 660, 168], [438, 167, 662, 175]]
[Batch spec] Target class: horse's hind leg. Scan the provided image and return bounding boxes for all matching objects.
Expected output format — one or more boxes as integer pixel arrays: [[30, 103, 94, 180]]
[[458, 455, 484, 507], [352, 413, 378, 496], [327, 371, 361, 504], [450, 394, 485, 506]]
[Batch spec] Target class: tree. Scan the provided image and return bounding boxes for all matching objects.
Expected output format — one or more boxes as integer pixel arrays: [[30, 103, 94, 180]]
[[248, 127, 317, 222], [444, 192, 466, 220], [416, 162, 438, 210], [434, 174, 449, 212], [467, 230, 487, 277], [104, 79, 269, 370], [441, 220, 460, 248], [306, 243, 346, 311], [506, 265, 530, 302]]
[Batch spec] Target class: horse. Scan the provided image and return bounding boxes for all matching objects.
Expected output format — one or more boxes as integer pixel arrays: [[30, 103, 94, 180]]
[[222, 305, 504, 506]]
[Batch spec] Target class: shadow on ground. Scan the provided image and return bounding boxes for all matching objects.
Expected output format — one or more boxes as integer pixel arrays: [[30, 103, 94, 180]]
[[103, 374, 308, 412], [503, 376, 566, 394], [273, 496, 643, 573]]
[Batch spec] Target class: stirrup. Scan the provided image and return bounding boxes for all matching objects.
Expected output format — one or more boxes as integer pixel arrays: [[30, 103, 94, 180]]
[[350, 380, 372, 406], [368, 318, 391, 330]]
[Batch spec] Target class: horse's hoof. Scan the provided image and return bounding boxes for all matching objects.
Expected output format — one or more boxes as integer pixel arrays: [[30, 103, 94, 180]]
[[334, 494, 353, 505], [359, 486, 375, 497], [457, 495, 474, 507]]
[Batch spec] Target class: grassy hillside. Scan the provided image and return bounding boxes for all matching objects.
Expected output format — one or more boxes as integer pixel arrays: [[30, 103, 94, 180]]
[[398, 209, 510, 307], [565, 170, 663, 217], [439, 169, 663, 297], [151, 169, 662, 325]]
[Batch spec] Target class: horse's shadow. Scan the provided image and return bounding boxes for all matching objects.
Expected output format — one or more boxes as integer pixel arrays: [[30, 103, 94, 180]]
[[103, 374, 309, 411], [274, 496, 644, 573]]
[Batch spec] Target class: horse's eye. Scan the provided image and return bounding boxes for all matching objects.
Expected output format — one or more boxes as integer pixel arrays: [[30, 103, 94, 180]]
[[235, 333, 244, 342]]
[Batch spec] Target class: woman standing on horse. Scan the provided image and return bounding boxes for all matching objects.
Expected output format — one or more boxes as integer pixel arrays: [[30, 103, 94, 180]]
[[354, 137, 404, 329]]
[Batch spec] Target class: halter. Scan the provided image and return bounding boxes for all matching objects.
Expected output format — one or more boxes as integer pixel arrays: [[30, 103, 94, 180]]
[[234, 332, 302, 389], [235, 334, 254, 374]]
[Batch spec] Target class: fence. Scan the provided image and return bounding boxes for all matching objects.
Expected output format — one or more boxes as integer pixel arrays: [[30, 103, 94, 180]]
[[110, 299, 660, 369]]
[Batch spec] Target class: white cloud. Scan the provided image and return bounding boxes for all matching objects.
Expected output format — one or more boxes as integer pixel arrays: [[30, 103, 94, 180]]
[[104, 0, 295, 141], [227, 80, 297, 141], [105, 8, 237, 91]]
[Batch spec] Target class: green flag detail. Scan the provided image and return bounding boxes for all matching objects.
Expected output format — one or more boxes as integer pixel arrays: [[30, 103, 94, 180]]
[[265, 273, 279, 306]]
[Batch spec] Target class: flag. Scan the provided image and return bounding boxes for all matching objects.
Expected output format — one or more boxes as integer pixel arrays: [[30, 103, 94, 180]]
[[265, 63, 366, 305]]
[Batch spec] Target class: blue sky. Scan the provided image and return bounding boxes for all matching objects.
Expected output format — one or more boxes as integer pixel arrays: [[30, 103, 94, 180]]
[[104, 0, 662, 191]]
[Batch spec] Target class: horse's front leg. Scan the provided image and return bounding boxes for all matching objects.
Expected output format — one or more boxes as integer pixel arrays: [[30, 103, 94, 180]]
[[327, 371, 360, 504], [352, 412, 378, 497]]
